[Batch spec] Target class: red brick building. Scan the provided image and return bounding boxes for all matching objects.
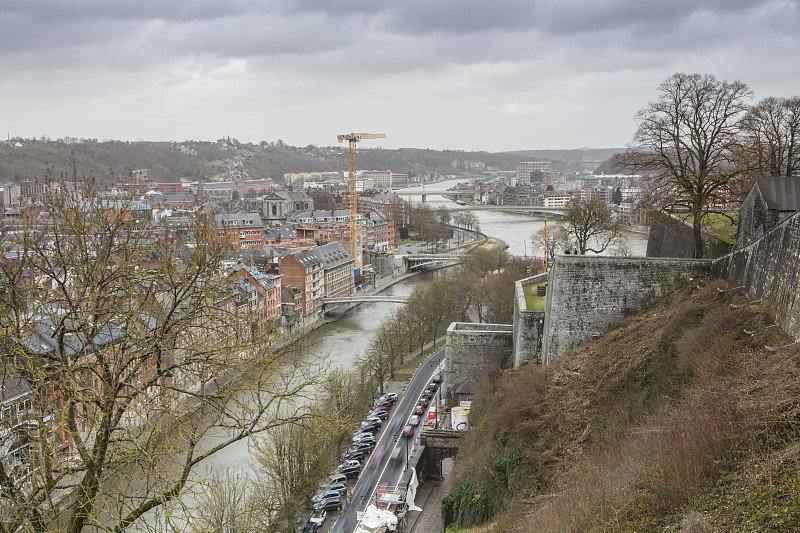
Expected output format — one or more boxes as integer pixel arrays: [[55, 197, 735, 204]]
[[214, 213, 265, 250]]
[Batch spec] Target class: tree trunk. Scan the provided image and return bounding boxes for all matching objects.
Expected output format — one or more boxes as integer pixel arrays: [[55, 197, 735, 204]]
[[693, 216, 704, 258]]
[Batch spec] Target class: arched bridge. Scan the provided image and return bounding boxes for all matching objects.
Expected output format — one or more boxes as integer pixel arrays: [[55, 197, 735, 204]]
[[417, 428, 466, 482]]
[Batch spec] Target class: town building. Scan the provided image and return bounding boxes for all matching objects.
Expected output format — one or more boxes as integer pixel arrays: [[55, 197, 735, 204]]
[[262, 190, 314, 220], [360, 170, 393, 188], [517, 161, 552, 186], [312, 242, 355, 299], [278, 249, 325, 320], [213, 213, 265, 250]]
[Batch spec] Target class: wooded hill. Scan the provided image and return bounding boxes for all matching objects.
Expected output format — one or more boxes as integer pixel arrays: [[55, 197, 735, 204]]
[[0, 138, 621, 186]]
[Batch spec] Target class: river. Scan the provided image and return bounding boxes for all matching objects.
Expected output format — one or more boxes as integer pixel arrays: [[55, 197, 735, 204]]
[[143, 179, 648, 528], [201, 179, 647, 467]]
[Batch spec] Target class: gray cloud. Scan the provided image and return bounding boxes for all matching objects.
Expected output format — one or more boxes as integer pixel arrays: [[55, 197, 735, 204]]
[[1, 0, 798, 151]]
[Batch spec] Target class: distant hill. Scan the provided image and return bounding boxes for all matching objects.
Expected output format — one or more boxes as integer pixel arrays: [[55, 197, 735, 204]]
[[0, 138, 619, 186]]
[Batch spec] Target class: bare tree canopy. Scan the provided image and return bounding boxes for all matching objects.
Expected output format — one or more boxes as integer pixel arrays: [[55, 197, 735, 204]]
[[560, 199, 623, 255], [615, 73, 753, 257], [0, 190, 318, 532], [741, 95, 800, 178]]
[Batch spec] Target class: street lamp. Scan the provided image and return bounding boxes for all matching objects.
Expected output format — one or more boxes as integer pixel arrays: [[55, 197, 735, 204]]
[[405, 434, 409, 470]]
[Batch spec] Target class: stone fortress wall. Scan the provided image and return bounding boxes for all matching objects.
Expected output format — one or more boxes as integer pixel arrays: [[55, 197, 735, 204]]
[[541, 256, 711, 365], [513, 273, 547, 367], [448, 196, 800, 394], [712, 208, 800, 343], [443, 323, 513, 404]]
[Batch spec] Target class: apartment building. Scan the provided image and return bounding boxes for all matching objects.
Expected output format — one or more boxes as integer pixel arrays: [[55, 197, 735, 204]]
[[278, 250, 325, 319], [516, 161, 552, 185], [214, 213, 265, 250], [312, 242, 355, 299]]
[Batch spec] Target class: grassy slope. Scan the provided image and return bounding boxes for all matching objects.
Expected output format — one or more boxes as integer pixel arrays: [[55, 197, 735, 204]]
[[443, 279, 800, 532]]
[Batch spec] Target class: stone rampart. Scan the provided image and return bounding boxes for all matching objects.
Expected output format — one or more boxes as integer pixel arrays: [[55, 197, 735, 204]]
[[513, 273, 547, 367], [542, 256, 711, 365], [444, 322, 513, 403], [712, 209, 800, 342], [647, 212, 730, 258]]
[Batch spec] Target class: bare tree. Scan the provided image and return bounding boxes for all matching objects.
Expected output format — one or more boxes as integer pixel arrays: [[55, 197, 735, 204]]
[[615, 73, 752, 257], [191, 469, 269, 533], [0, 188, 319, 533], [741, 95, 800, 178], [252, 419, 341, 533], [560, 199, 623, 255]]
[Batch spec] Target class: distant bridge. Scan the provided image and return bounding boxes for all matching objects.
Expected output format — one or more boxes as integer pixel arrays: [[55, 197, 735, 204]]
[[460, 205, 568, 216], [323, 295, 410, 306], [394, 189, 478, 202], [405, 254, 463, 271]]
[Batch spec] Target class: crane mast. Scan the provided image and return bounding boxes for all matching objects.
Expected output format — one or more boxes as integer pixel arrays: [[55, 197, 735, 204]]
[[337, 132, 386, 279]]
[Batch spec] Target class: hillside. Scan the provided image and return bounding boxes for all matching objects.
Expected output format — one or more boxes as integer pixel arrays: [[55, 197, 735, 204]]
[[0, 139, 611, 186], [443, 279, 800, 532]]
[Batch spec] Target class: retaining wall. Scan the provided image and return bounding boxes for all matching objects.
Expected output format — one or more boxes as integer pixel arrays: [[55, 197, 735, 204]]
[[444, 322, 513, 403], [542, 256, 711, 365], [712, 209, 800, 342], [513, 273, 547, 367]]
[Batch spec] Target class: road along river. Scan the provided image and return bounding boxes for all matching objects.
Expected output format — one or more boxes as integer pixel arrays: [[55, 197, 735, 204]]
[[140, 179, 648, 529]]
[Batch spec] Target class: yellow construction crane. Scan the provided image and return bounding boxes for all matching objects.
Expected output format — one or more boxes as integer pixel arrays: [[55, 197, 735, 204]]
[[337, 132, 386, 278], [132, 169, 149, 185]]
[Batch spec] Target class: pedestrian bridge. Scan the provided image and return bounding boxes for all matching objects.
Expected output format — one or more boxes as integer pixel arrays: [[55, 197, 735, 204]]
[[323, 295, 410, 306], [405, 254, 462, 271]]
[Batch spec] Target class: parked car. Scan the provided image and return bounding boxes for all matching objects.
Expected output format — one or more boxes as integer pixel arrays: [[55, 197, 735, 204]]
[[301, 521, 319, 533], [348, 441, 372, 454], [340, 459, 361, 469], [309, 508, 327, 526], [314, 498, 343, 512], [360, 424, 380, 434], [372, 409, 390, 420], [312, 490, 342, 506], [364, 416, 382, 425], [353, 432, 376, 442], [413, 404, 424, 415], [373, 400, 393, 410], [401, 424, 415, 438], [351, 435, 375, 446], [334, 464, 360, 479], [342, 449, 366, 462], [380, 393, 398, 403], [409, 414, 421, 426], [327, 472, 347, 485], [328, 482, 348, 496]]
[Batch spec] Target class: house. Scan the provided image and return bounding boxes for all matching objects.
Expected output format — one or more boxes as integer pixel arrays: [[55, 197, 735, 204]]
[[312, 242, 354, 299], [234, 264, 282, 329], [278, 250, 325, 321], [213, 213, 265, 250]]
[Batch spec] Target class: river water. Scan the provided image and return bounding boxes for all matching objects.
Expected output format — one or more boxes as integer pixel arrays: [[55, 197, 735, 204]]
[[201, 179, 647, 466], [146, 179, 648, 528]]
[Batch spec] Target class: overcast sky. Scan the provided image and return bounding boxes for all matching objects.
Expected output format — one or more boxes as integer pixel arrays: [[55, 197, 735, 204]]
[[1, 1, 798, 152]]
